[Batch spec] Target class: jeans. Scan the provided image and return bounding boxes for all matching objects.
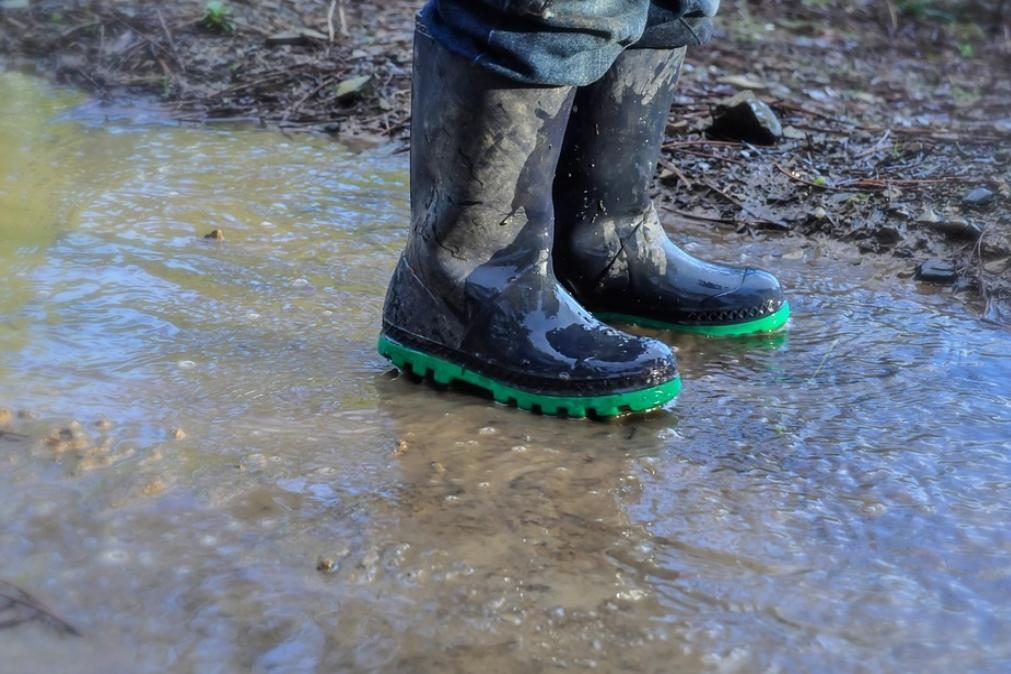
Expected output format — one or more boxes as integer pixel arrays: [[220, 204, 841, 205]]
[[420, 0, 719, 86]]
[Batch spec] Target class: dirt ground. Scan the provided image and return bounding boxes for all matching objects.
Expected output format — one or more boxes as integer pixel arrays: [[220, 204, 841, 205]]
[[1, 0, 1009, 323]]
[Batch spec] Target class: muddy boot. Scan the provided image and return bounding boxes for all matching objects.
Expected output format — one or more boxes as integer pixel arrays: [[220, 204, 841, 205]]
[[554, 47, 790, 337], [378, 27, 681, 418]]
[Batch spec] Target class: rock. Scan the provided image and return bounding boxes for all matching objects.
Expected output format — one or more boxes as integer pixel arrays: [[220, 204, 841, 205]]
[[265, 29, 328, 48], [203, 229, 225, 240], [915, 206, 940, 224], [335, 75, 372, 103], [170, 428, 187, 440], [0, 408, 11, 425], [915, 259, 957, 284], [927, 217, 983, 240], [963, 187, 994, 208], [707, 90, 782, 145], [983, 257, 1010, 274], [875, 226, 902, 244]]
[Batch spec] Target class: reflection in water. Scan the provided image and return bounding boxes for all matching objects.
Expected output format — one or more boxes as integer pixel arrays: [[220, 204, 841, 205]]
[[1, 71, 1010, 673]]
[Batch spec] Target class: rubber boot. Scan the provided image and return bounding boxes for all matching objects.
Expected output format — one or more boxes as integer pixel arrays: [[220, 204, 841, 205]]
[[378, 27, 681, 418], [553, 47, 790, 337]]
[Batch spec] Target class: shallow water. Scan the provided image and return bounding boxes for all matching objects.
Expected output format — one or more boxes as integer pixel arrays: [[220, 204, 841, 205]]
[[1, 70, 1010, 673]]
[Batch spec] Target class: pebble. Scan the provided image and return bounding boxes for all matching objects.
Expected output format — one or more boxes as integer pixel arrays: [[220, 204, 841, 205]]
[[706, 90, 782, 145], [915, 259, 957, 284], [203, 228, 225, 241], [963, 187, 994, 208], [170, 428, 187, 440]]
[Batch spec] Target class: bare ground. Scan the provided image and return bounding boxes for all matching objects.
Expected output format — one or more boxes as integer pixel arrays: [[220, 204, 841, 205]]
[[1, 0, 1009, 322]]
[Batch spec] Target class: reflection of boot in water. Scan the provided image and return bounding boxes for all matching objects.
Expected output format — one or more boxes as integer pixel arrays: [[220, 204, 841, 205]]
[[378, 26, 681, 418], [554, 47, 790, 338]]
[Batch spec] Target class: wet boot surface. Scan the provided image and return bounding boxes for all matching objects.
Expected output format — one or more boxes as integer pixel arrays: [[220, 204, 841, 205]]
[[379, 27, 682, 417], [554, 47, 790, 336]]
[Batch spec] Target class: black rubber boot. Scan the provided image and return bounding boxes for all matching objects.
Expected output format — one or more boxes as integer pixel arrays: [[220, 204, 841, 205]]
[[554, 47, 790, 337], [378, 27, 681, 417]]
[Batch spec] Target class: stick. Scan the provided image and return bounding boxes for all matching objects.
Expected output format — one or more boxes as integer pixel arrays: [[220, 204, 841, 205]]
[[327, 0, 348, 42]]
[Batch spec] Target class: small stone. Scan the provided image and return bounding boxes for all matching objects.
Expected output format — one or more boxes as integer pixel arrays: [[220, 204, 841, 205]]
[[983, 257, 1010, 274], [142, 479, 167, 496], [335, 75, 372, 103], [927, 217, 983, 240], [915, 207, 940, 224], [170, 428, 187, 440], [707, 90, 782, 145], [16, 410, 36, 419], [963, 187, 994, 208], [0, 408, 11, 425], [316, 556, 338, 573], [265, 29, 328, 47], [393, 439, 409, 456], [95, 418, 113, 430], [915, 259, 957, 284], [204, 229, 225, 241]]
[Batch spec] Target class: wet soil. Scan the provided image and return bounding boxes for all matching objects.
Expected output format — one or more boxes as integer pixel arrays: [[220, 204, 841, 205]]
[[2, 0, 1009, 320]]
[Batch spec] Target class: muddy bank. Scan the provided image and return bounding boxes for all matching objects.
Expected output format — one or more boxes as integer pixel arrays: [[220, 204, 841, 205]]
[[1, 0, 1009, 321], [0, 0, 417, 137]]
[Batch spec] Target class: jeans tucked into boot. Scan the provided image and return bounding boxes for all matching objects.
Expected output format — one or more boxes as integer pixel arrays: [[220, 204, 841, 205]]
[[420, 0, 720, 86]]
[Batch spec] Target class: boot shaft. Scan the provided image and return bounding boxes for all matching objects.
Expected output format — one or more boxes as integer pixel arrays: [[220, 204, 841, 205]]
[[407, 25, 575, 294], [554, 47, 686, 225]]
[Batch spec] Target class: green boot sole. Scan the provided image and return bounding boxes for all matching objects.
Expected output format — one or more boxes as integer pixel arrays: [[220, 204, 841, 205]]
[[378, 335, 681, 418], [596, 302, 791, 337]]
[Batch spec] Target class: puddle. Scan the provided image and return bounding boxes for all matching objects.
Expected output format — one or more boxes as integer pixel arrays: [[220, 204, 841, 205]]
[[2, 71, 1010, 673]]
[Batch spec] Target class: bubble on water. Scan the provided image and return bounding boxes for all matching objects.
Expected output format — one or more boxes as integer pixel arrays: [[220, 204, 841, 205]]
[[246, 312, 262, 320], [292, 278, 310, 287], [101, 548, 129, 564], [177, 360, 197, 369], [656, 427, 682, 441], [511, 445, 528, 453], [615, 589, 648, 601], [478, 426, 497, 435]]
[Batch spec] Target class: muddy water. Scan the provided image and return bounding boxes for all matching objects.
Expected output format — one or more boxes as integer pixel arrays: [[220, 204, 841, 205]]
[[1, 70, 1010, 673]]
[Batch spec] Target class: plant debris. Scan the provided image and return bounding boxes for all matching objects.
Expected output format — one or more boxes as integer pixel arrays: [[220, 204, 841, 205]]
[[0, 580, 80, 636], [1, 0, 1008, 321]]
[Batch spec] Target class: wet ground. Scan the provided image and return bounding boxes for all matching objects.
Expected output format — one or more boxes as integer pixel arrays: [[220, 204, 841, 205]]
[[2, 72, 1011, 673], [3, 0, 1009, 316]]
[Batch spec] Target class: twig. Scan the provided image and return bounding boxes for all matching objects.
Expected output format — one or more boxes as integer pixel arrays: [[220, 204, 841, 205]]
[[660, 205, 738, 226], [327, 0, 348, 42], [675, 147, 748, 166], [156, 8, 185, 73], [808, 338, 840, 384], [701, 181, 791, 230], [657, 157, 693, 189], [283, 76, 336, 122], [0, 581, 80, 637], [852, 129, 891, 160]]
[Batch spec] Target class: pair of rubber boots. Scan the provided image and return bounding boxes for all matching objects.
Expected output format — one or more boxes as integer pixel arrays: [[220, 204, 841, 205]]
[[379, 27, 790, 418]]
